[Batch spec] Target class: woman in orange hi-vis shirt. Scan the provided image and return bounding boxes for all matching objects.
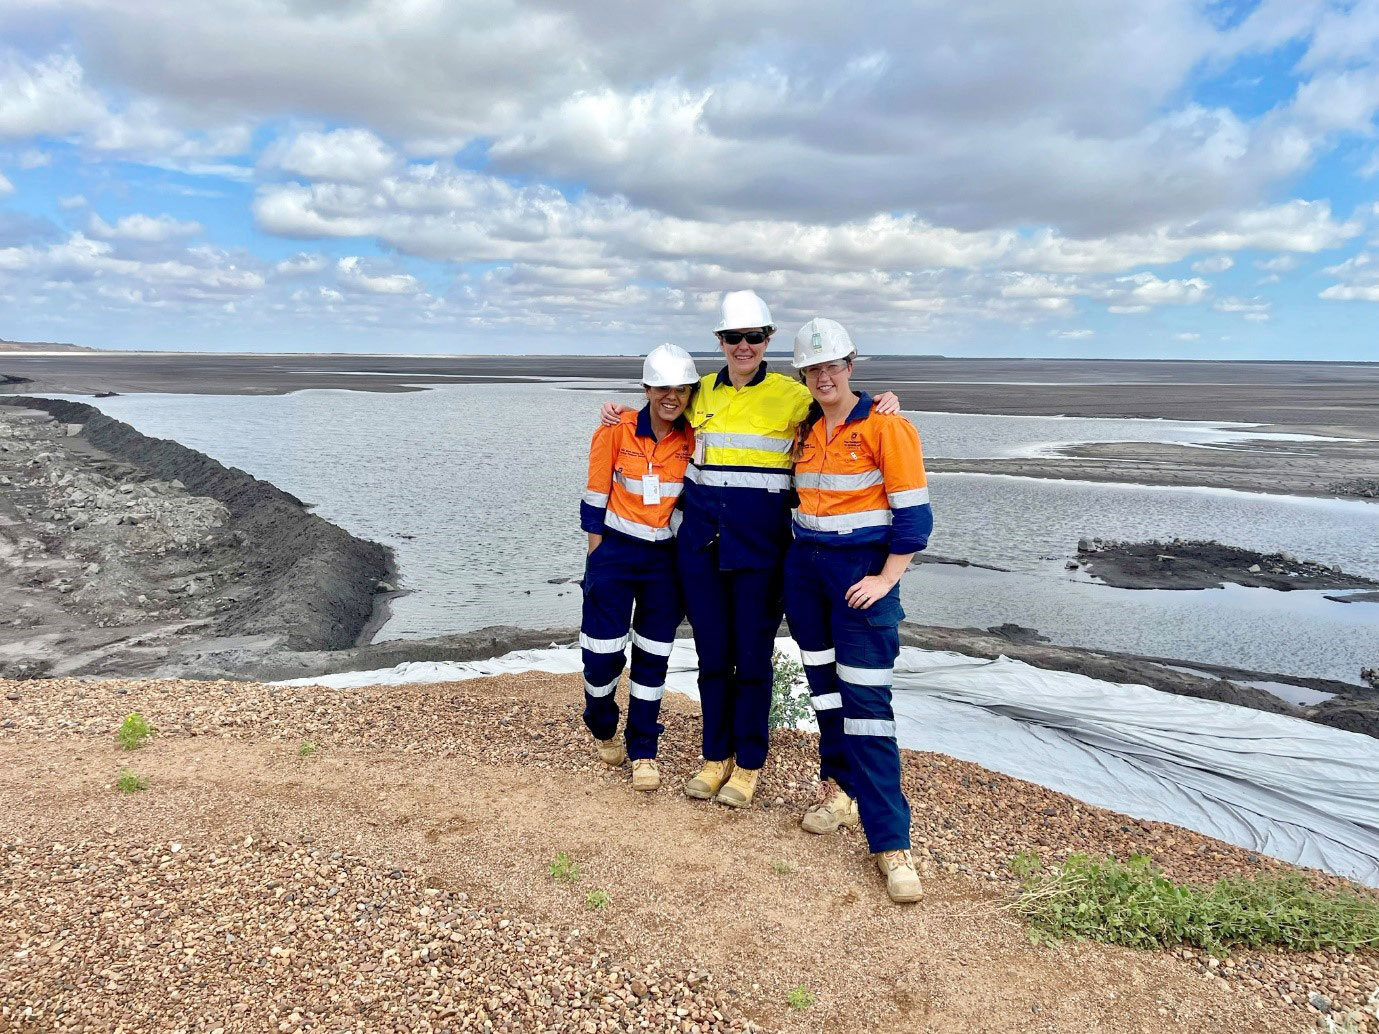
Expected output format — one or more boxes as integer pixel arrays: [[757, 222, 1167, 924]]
[[578, 344, 698, 792], [785, 318, 933, 905]]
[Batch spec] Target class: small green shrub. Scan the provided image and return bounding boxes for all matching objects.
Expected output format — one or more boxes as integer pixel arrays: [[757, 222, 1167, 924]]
[[116, 770, 147, 794], [786, 985, 815, 1011], [548, 852, 580, 884], [116, 712, 152, 751], [770, 858, 798, 875], [585, 889, 610, 911], [1011, 852, 1379, 954], [769, 651, 810, 731], [298, 740, 317, 757]]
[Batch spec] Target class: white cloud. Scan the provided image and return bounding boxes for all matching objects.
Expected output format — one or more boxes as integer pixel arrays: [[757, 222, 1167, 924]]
[[1256, 254, 1299, 272], [336, 256, 421, 295], [0, 171, 12, 196], [89, 212, 202, 242], [1052, 328, 1094, 339], [1192, 255, 1234, 273], [275, 252, 328, 276], [57, 194, 87, 209], [0, 52, 106, 138], [263, 128, 400, 184], [17, 148, 49, 169], [1320, 251, 1379, 302], [1108, 305, 1150, 314], [1174, 332, 1201, 340], [0, 233, 264, 298], [1214, 296, 1272, 314]]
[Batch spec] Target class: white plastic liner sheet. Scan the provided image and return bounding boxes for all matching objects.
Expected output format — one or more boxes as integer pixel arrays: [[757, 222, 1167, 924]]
[[279, 639, 1379, 887]]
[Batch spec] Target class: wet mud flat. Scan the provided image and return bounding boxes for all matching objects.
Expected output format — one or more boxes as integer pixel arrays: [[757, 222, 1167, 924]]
[[5, 352, 1379, 500]]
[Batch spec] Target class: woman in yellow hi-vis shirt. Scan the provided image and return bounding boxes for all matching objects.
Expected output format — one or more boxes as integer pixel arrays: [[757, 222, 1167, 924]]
[[601, 291, 900, 807]]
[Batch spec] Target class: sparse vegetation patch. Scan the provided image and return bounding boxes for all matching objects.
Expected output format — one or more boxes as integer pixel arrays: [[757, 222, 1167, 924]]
[[548, 851, 580, 884], [1011, 852, 1379, 954], [116, 770, 147, 793]]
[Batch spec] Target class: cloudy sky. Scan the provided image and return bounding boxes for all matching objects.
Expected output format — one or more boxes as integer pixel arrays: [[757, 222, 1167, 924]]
[[2, 1, 1378, 357]]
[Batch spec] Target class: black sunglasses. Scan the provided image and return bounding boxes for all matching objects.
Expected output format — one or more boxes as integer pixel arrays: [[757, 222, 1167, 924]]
[[718, 330, 769, 345]]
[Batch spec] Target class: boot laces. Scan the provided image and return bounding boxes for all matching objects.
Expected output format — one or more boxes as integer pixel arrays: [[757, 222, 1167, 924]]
[[882, 849, 912, 870], [811, 779, 838, 807]]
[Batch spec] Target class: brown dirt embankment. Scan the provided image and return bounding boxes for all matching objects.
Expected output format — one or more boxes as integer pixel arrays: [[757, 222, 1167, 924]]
[[2, 671, 1375, 1033]]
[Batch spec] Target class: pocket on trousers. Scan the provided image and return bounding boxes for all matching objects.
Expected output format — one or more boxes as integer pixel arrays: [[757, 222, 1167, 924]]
[[862, 591, 905, 628]]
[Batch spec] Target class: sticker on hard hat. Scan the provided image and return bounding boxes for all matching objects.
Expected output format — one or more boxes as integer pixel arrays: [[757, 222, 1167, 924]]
[[811, 332, 823, 353]]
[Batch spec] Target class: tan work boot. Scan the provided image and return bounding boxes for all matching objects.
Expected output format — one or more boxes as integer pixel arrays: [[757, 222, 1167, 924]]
[[631, 759, 661, 792], [714, 766, 760, 809], [595, 736, 626, 767], [875, 849, 924, 903], [800, 780, 859, 834], [684, 759, 735, 799]]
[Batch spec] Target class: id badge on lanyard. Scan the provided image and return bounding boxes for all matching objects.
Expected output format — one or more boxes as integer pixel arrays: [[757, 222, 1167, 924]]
[[642, 472, 661, 505]]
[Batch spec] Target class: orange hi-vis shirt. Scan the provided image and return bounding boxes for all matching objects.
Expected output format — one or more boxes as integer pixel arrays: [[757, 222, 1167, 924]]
[[580, 406, 694, 543], [792, 393, 933, 553]]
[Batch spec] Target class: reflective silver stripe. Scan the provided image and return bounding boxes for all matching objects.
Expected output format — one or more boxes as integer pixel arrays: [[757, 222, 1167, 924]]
[[669, 509, 683, 534], [580, 632, 629, 654], [630, 630, 674, 657], [888, 488, 931, 508], [836, 662, 893, 686], [582, 490, 609, 507], [684, 465, 792, 491], [629, 681, 665, 702], [795, 470, 883, 491], [604, 512, 674, 542], [613, 471, 682, 497], [584, 677, 618, 698], [800, 647, 836, 666], [701, 432, 792, 454], [794, 509, 893, 532], [810, 693, 843, 711], [844, 718, 896, 738]]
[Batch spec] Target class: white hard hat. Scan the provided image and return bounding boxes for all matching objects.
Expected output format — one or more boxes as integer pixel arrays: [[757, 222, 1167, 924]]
[[642, 342, 699, 387], [792, 317, 856, 369], [714, 290, 774, 333]]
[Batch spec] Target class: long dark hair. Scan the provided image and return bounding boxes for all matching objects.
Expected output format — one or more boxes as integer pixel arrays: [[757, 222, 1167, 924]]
[[793, 401, 823, 460]]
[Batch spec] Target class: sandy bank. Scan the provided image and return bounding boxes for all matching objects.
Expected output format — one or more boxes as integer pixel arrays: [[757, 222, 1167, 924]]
[[3, 669, 1373, 1032]]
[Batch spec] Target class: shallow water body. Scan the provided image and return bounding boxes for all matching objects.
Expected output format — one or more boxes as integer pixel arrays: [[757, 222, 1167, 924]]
[[66, 383, 1378, 684]]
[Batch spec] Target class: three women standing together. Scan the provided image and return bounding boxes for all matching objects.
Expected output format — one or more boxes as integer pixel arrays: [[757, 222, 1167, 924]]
[[578, 290, 933, 903]]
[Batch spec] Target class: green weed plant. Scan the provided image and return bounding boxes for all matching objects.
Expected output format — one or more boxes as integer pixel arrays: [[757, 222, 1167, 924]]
[[116, 770, 147, 793], [786, 985, 815, 1011], [548, 852, 580, 884], [585, 889, 610, 911], [116, 712, 152, 751]]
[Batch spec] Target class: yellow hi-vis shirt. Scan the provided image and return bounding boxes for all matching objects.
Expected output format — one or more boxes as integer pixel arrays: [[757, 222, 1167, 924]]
[[680, 362, 813, 569]]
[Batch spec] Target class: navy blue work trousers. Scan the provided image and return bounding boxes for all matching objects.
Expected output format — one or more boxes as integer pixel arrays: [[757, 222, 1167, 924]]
[[678, 538, 784, 771], [580, 533, 683, 760], [784, 540, 911, 853]]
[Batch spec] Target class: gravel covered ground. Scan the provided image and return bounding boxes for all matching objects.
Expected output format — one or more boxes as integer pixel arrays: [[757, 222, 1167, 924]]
[[2, 672, 1376, 1033]]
